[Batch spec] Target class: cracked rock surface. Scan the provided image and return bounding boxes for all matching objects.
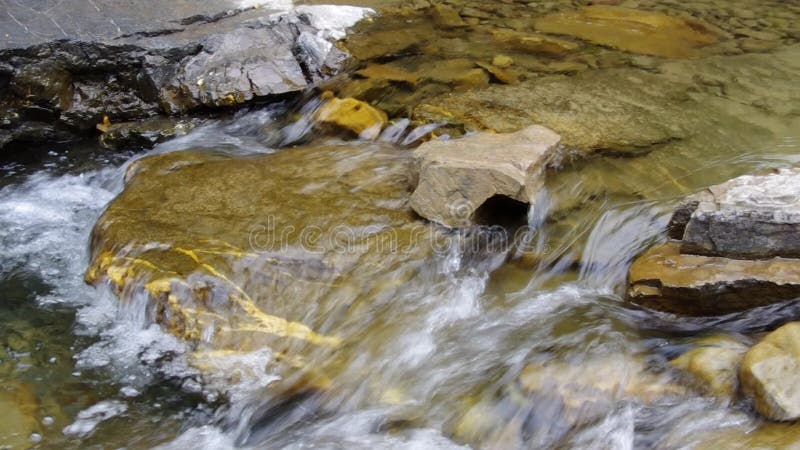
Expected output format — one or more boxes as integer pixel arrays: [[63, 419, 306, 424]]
[[0, 2, 372, 152]]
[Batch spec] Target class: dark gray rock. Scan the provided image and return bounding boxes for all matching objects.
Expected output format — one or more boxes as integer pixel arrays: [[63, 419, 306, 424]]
[[670, 168, 800, 259], [0, 4, 372, 152]]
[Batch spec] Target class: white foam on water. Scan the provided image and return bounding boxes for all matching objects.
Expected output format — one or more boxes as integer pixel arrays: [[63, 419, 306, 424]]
[[62, 400, 128, 438], [288, 5, 375, 40], [237, 0, 293, 11], [0, 163, 196, 387]]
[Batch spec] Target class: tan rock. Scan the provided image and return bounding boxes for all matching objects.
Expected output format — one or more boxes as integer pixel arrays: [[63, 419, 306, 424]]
[[670, 335, 749, 398], [409, 125, 561, 227], [740, 322, 800, 421], [534, 5, 718, 58], [314, 94, 388, 139]]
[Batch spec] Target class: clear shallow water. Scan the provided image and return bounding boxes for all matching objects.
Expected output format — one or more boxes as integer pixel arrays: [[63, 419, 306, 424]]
[[2, 2, 800, 449]]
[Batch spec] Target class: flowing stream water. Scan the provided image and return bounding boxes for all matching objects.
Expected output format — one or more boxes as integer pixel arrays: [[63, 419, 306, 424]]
[[2, 1, 800, 449]]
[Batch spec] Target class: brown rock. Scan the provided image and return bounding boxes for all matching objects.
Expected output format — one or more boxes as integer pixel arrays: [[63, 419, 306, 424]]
[[627, 242, 800, 315]]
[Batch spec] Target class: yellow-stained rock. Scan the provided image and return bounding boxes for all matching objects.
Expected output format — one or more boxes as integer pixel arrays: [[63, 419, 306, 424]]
[[670, 335, 749, 399], [534, 5, 718, 58], [314, 94, 388, 139], [740, 322, 800, 421]]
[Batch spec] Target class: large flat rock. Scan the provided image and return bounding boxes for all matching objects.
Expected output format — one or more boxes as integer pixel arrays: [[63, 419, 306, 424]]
[[627, 242, 800, 315]]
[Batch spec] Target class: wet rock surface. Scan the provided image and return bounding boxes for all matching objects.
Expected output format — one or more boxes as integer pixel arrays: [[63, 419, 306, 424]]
[[0, 5, 372, 152], [740, 322, 800, 421], [628, 169, 800, 315], [409, 126, 561, 227]]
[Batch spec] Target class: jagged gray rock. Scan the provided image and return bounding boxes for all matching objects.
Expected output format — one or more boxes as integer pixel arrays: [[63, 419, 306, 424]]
[[0, 5, 372, 152]]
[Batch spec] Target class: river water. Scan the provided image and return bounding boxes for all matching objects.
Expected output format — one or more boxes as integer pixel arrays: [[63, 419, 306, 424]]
[[2, 1, 800, 449]]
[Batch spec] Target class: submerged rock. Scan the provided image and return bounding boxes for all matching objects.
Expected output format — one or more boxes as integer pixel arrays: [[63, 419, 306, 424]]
[[670, 335, 749, 399], [628, 169, 800, 315], [533, 5, 718, 58], [409, 126, 561, 227], [0, 382, 40, 449], [98, 117, 196, 150], [740, 322, 800, 421], [0, 5, 373, 152]]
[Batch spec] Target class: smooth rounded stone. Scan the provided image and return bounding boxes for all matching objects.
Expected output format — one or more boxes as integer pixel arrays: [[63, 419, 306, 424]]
[[627, 242, 800, 315], [533, 5, 718, 58], [314, 94, 388, 139], [668, 168, 800, 260], [740, 322, 800, 421], [670, 335, 749, 399], [409, 125, 561, 227], [0, 382, 40, 449]]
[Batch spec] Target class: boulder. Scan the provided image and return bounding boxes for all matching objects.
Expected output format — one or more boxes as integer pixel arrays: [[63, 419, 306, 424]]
[[628, 169, 800, 315], [409, 126, 561, 227], [533, 5, 718, 58], [670, 335, 749, 399], [0, 5, 373, 152], [740, 322, 800, 421]]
